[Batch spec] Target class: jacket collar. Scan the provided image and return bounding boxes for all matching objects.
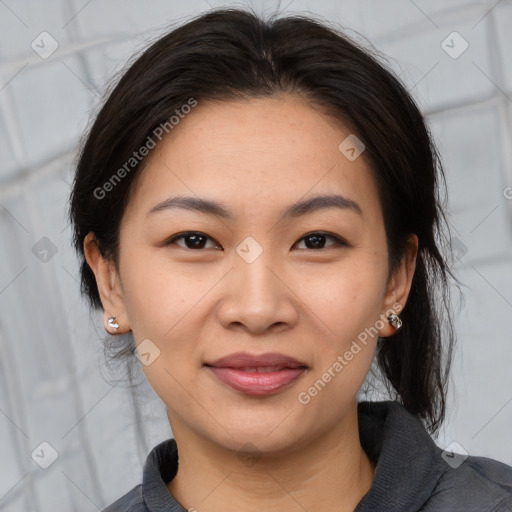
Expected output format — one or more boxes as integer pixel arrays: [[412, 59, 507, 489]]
[[355, 400, 449, 511], [142, 400, 450, 511]]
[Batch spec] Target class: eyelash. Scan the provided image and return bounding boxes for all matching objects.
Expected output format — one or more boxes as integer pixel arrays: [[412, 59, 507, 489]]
[[163, 231, 348, 251]]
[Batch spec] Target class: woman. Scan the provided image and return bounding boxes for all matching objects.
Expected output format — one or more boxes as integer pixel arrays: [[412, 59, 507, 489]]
[[68, 7, 512, 512]]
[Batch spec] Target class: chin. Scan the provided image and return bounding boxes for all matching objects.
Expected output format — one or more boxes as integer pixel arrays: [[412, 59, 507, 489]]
[[211, 417, 304, 455]]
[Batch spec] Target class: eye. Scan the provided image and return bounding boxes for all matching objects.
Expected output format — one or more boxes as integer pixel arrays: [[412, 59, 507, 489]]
[[163, 231, 347, 251], [294, 232, 347, 250], [164, 232, 221, 250]]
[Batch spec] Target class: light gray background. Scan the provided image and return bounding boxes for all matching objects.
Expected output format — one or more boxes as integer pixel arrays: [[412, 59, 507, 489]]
[[0, 0, 511, 510]]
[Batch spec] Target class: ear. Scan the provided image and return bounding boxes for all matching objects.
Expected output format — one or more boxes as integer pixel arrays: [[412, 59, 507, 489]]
[[378, 234, 418, 337], [83, 232, 131, 334]]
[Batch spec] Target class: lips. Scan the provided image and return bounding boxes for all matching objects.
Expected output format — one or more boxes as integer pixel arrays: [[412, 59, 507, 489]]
[[205, 352, 307, 369], [204, 352, 307, 396], [229, 367, 290, 373]]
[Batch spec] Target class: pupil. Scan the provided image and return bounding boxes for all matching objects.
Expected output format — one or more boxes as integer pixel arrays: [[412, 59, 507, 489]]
[[188, 234, 206, 249], [307, 234, 325, 249]]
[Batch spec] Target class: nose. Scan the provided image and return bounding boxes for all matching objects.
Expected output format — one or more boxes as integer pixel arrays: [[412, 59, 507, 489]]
[[216, 252, 299, 335]]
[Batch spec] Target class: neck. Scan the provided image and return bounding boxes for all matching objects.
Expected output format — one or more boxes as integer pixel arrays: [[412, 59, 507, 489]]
[[166, 405, 376, 512]]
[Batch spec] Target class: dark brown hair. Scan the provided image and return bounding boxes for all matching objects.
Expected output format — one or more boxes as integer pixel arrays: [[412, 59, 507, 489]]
[[69, 7, 461, 434]]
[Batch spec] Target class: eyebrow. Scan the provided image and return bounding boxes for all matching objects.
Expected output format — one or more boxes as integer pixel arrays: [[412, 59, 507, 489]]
[[147, 193, 363, 221]]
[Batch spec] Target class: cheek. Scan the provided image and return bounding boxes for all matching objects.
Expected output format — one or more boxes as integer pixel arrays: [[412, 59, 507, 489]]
[[118, 247, 194, 335], [293, 256, 386, 397], [118, 248, 216, 395], [297, 255, 386, 333]]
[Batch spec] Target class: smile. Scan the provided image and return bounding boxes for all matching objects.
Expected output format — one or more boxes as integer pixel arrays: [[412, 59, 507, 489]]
[[205, 366, 306, 396]]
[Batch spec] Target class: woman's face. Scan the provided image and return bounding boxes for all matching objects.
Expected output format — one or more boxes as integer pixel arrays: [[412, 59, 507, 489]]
[[88, 95, 417, 455]]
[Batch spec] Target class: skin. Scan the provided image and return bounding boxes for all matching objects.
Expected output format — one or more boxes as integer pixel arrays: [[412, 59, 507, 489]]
[[84, 95, 418, 512]]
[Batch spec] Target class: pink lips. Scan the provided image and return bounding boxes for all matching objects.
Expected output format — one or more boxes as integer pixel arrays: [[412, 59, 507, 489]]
[[205, 352, 307, 396]]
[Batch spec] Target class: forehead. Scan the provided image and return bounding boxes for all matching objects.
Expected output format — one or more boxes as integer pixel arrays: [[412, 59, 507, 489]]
[[125, 96, 383, 226]]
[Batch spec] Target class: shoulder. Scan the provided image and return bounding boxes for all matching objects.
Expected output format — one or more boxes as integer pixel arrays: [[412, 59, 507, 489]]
[[101, 484, 145, 512], [422, 453, 512, 511]]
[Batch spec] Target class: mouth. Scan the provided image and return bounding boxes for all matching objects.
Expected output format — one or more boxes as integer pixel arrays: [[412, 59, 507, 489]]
[[204, 352, 308, 396], [221, 366, 295, 372]]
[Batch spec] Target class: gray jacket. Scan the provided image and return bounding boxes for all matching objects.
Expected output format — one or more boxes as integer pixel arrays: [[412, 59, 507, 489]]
[[102, 400, 512, 511]]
